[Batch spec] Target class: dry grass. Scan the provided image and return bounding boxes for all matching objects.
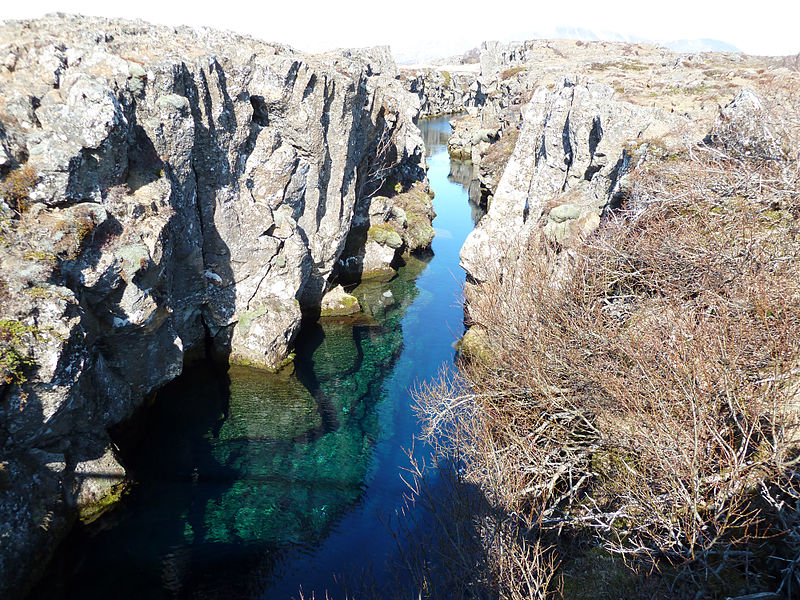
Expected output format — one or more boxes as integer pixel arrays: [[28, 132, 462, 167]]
[[501, 66, 527, 81], [481, 128, 519, 177], [412, 93, 800, 598], [0, 164, 38, 215]]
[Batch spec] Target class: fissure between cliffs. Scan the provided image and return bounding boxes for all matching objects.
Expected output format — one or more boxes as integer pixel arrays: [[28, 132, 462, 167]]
[[30, 115, 479, 600]]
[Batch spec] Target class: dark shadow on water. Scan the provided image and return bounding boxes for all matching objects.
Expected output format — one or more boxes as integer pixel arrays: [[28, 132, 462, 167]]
[[30, 256, 429, 600], [29, 115, 474, 600]]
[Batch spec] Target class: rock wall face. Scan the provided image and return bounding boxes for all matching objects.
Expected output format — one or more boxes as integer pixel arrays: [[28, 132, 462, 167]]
[[400, 68, 480, 117], [0, 15, 426, 597], [460, 75, 695, 282]]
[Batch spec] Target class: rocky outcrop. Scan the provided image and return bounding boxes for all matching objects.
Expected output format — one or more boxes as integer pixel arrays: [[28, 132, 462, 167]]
[[319, 284, 361, 317], [0, 14, 429, 598], [338, 180, 436, 282], [446, 37, 794, 212], [450, 36, 794, 281], [460, 75, 695, 282], [399, 68, 480, 117]]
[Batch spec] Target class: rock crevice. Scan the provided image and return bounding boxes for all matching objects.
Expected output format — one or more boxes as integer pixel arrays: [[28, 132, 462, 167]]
[[0, 15, 429, 598]]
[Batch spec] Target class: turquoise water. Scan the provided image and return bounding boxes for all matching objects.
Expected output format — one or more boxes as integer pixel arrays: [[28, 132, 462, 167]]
[[31, 116, 476, 599]]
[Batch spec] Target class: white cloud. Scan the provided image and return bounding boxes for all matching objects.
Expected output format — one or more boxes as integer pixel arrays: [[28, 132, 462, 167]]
[[2, 0, 799, 56]]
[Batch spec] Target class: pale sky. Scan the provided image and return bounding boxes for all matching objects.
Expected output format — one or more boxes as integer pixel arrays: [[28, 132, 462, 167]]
[[3, 1, 799, 57]]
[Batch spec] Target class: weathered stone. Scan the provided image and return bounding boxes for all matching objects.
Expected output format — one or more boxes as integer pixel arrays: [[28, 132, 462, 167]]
[[74, 446, 127, 523], [320, 284, 361, 317], [457, 326, 493, 363], [0, 14, 430, 598], [337, 180, 435, 283], [399, 68, 480, 117], [548, 203, 582, 223], [461, 76, 694, 281], [361, 240, 399, 281]]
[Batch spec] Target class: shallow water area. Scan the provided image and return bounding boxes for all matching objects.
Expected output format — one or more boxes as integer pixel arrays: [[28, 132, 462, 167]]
[[30, 115, 477, 599]]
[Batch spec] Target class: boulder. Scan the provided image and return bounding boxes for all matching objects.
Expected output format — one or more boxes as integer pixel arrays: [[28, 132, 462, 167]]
[[320, 284, 361, 317]]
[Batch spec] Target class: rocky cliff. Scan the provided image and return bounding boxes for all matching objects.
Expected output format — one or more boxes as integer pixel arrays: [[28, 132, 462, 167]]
[[399, 67, 480, 117], [454, 38, 798, 282], [0, 14, 430, 597], [460, 75, 694, 281]]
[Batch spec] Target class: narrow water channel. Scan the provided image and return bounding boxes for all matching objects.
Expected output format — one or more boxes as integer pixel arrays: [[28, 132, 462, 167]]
[[31, 115, 477, 599]]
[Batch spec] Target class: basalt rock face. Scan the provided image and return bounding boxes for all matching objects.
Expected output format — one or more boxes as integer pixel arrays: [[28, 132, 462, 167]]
[[400, 68, 480, 118], [0, 15, 426, 598], [460, 75, 694, 282]]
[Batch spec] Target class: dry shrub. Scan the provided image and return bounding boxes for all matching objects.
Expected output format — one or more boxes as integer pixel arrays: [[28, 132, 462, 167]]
[[390, 447, 561, 600], [501, 66, 527, 81], [0, 164, 38, 214], [481, 127, 520, 179], [413, 94, 800, 598]]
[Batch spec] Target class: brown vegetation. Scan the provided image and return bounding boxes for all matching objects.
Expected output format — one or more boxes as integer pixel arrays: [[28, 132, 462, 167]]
[[411, 97, 800, 598], [500, 66, 527, 81], [481, 127, 519, 177], [0, 164, 38, 215]]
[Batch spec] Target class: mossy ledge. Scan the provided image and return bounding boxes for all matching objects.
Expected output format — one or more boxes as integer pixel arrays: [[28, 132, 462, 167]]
[[77, 481, 129, 525]]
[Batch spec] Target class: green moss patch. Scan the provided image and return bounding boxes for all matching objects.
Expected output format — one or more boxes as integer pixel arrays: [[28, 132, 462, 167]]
[[367, 223, 403, 249], [0, 319, 41, 384], [392, 183, 436, 252], [79, 481, 128, 524], [236, 306, 269, 335], [456, 326, 493, 363]]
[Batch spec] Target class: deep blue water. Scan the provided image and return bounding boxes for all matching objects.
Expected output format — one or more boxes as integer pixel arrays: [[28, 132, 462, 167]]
[[31, 115, 477, 599]]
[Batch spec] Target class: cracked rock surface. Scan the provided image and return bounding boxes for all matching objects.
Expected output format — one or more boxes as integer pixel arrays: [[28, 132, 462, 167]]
[[460, 75, 693, 281], [0, 14, 428, 597]]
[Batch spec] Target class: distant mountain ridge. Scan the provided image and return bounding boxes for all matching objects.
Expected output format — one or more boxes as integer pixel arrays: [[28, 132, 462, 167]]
[[664, 38, 742, 53], [394, 26, 742, 65]]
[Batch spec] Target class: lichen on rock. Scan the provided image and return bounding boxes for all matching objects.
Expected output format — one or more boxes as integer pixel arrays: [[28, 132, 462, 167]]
[[0, 13, 429, 598], [320, 284, 361, 317]]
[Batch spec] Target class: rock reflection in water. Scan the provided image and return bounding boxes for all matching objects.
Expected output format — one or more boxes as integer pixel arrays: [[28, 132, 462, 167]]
[[448, 159, 485, 226], [420, 115, 485, 225], [30, 256, 429, 600], [419, 114, 455, 156]]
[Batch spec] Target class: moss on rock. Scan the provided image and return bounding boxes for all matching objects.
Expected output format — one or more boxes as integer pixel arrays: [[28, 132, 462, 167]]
[[320, 285, 362, 317], [456, 326, 493, 363], [392, 182, 437, 252], [236, 305, 269, 336], [78, 481, 128, 524], [367, 223, 403, 249]]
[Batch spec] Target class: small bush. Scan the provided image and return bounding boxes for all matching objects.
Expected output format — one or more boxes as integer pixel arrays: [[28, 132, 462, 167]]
[[0, 165, 38, 214], [500, 66, 526, 80]]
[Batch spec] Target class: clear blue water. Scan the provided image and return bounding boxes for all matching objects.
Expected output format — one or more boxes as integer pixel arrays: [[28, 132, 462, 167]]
[[32, 115, 477, 599]]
